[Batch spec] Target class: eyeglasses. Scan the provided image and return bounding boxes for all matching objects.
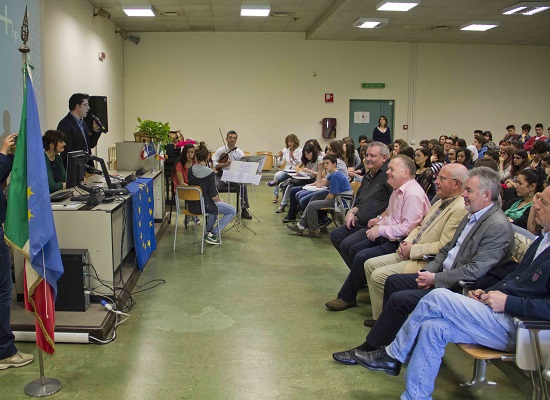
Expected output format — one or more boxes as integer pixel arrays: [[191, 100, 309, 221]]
[[80, 102, 89, 107]]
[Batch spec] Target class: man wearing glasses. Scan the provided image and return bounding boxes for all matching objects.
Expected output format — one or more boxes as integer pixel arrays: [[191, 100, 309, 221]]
[[443, 137, 454, 163], [57, 93, 102, 167]]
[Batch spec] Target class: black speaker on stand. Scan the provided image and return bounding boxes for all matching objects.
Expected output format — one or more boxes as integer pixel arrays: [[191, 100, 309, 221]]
[[84, 95, 108, 133]]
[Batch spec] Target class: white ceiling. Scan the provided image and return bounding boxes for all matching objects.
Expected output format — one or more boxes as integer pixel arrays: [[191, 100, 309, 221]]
[[85, 0, 550, 46]]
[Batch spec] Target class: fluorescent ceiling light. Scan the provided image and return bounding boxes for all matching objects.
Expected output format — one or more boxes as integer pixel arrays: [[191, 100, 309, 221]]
[[353, 18, 389, 28], [376, 0, 420, 12], [460, 21, 500, 31], [123, 6, 155, 17], [241, 5, 270, 17], [502, 1, 550, 15]]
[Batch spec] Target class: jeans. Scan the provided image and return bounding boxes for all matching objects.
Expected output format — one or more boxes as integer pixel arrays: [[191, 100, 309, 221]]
[[387, 289, 516, 400], [0, 227, 17, 359], [330, 224, 368, 269], [337, 237, 398, 302], [272, 171, 290, 197], [285, 186, 305, 219], [366, 273, 432, 347], [206, 201, 237, 235]]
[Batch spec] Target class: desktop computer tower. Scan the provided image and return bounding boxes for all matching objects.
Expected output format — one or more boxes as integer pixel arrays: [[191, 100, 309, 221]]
[[55, 249, 90, 312]]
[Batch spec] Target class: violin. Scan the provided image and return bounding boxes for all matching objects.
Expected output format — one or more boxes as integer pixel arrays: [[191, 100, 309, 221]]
[[218, 147, 238, 164]]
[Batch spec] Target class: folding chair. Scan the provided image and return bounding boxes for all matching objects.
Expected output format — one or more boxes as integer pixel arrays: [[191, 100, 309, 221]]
[[173, 185, 221, 253]]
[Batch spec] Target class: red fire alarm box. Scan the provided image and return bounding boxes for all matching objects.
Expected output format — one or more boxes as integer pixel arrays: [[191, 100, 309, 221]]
[[325, 93, 334, 103], [322, 118, 337, 139]]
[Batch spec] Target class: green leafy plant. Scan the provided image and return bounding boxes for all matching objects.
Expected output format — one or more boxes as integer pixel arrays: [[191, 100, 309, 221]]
[[136, 117, 171, 145]]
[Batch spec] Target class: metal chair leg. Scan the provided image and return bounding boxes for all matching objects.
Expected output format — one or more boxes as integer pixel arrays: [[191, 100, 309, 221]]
[[460, 359, 497, 388]]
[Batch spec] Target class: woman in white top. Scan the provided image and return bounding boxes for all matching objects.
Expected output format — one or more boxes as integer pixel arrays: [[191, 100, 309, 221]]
[[267, 134, 302, 203]]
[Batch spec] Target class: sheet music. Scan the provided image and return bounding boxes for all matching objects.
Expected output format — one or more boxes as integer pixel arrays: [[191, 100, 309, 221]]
[[222, 160, 262, 185]]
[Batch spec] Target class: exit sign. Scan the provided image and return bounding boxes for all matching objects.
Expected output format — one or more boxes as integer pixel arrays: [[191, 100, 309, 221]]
[[362, 83, 385, 89]]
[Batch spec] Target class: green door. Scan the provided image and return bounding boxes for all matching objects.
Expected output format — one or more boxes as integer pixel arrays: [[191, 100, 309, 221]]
[[349, 100, 394, 145]]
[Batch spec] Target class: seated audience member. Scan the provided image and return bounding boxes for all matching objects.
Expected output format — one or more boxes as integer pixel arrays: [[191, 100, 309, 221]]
[[363, 164, 468, 324], [503, 169, 543, 229], [332, 167, 514, 365], [498, 146, 514, 182], [467, 145, 479, 162], [456, 147, 473, 169], [268, 134, 302, 204], [392, 139, 408, 156], [510, 139, 523, 151], [397, 146, 415, 161], [483, 131, 496, 150], [427, 139, 439, 150], [342, 137, 361, 170], [419, 139, 430, 149], [287, 155, 352, 238], [348, 188, 550, 399], [279, 142, 321, 218], [438, 135, 447, 147], [473, 158, 498, 171], [413, 147, 435, 198], [43, 130, 67, 193], [172, 143, 196, 188], [529, 140, 549, 170], [325, 155, 430, 311], [187, 143, 236, 245], [357, 135, 370, 148], [505, 149, 530, 189], [430, 145, 445, 176], [455, 138, 467, 149], [483, 149, 499, 163], [330, 142, 393, 271], [503, 124, 517, 142], [542, 154, 550, 188], [348, 145, 367, 181], [164, 131, 184, 169], [524, 123, 546, 151], [520, 123, 532, 147], [472, 136, 488, 159], [447, 147, 457, 164]]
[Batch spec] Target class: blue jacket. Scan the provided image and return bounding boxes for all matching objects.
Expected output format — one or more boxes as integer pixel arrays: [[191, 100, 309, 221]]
[[488, 235, 550, 321]]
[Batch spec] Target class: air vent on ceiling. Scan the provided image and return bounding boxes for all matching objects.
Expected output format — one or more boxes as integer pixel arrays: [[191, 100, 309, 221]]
[[430, 25, 453, 30], [160, 11, 182, 16], [270, 11, 293, 17]]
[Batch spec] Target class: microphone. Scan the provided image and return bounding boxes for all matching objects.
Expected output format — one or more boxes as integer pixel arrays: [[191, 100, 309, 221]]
[[91, 114, 106, 133]]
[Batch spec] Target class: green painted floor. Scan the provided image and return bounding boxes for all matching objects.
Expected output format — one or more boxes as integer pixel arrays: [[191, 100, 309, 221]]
[[3, 184, 529, 399]]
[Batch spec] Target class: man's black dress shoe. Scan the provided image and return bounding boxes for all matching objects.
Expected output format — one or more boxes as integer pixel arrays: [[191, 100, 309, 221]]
[[332, 349, 358, 365], [282, 216, 296, 223], [241, 208, 252, 219], [351, 347, 401, 376], [363, 319, 376, 328]]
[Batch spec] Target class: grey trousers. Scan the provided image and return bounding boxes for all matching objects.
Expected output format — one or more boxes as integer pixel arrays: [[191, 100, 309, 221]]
[[299, 198, 333, 232]]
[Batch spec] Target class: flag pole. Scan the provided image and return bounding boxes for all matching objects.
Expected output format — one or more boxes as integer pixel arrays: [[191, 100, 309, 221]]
[[18, 7, 62, 397]]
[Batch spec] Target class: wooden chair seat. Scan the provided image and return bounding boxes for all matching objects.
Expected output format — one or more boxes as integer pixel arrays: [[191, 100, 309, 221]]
[[457, 343, 514, 360]]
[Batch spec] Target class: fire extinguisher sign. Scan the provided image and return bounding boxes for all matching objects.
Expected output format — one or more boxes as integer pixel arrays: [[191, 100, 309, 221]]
[[325, 93, 334, 103]]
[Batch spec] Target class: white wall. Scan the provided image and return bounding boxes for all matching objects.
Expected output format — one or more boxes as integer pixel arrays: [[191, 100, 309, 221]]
[[124, 32, 550, 153], [41, 0, 125, 161]]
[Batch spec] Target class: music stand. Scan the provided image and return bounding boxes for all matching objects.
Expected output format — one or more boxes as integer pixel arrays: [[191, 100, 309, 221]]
[[221, 160, 261, 237]]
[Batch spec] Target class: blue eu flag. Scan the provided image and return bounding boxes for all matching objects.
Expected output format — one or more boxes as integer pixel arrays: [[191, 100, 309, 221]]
[[127, 178, 157, 270]]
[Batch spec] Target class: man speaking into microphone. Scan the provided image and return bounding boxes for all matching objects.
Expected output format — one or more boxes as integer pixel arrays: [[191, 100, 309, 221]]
[[57, 93, 104, 167]]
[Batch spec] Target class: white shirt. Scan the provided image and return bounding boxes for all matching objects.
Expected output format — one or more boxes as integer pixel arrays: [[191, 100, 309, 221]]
[[212, 145, 244, 170]]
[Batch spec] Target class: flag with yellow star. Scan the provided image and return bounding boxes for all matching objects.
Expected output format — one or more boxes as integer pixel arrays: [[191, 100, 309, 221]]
[[126, 178, 157, 270], [5, 67, 63, 355]]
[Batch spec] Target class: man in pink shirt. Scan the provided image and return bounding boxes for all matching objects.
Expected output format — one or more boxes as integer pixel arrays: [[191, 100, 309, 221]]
[[326, 155, 430, 311]]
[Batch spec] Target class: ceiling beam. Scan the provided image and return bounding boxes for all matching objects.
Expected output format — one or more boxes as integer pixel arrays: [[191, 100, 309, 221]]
[[305, 0, 349, 40]]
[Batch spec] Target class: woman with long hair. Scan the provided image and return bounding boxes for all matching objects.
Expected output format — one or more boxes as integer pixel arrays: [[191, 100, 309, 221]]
[[187, 143, 236, 245], [505, 149, 530, 189], [498, 146, 514, 182], [414, 147, 435, 198], [268, 134, 302, 203], [392, 139, 408, 156], [172, 143, 195, 189], [502, 169, 543, 229], [373, 116, 391, 145], [342, 137, 361, 168], [456, 147, 473, 169]]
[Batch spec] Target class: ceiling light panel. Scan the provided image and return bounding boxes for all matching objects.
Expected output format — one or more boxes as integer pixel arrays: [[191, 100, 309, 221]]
[[353, 18, 389, 28], [123, 6, 155, 17], [460, 21, 500, 31], [502, 1, 550, 15], [241, 5, 271, 17], [376, 0, 420, 12]]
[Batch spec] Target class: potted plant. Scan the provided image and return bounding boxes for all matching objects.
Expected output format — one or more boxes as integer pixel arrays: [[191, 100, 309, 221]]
[[134, 117, 171, 148]]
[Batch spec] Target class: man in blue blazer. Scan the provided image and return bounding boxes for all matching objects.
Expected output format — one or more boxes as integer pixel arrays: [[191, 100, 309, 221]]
[[348, 185, 550, 400], [57, 93, 101, 167], [333, 167, 514, 363]]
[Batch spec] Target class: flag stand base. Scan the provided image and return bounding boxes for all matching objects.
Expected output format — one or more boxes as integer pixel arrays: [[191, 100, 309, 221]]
[[24, 349, 62, 397], [25, 377, 62, 397]]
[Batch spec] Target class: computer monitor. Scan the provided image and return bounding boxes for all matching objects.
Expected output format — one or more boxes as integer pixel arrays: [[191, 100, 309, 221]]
[[66, 150, 88, 189]]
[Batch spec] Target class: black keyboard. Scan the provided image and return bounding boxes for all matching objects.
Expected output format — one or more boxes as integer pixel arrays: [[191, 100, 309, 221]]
[[50, 190, 73, 202]]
